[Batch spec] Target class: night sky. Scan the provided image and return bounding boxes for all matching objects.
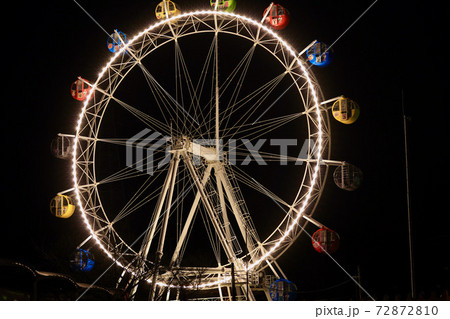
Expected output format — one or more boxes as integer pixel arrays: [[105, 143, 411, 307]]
[[2, 0, 448, 300]]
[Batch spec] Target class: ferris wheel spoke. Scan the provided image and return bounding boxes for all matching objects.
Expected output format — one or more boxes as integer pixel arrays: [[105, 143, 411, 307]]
[[96, 148, 169, 186], [201, 71, 286, 136], [231, 148, 304, 164], [138, 62, 180, 129], [94, 173, 171, 230], [115, 30, 193, 134], [198, 43, 258, 139], [75, 135, 152, 148], [111, 165, 193, 228], [173, 39, 212, 139], [229, 164, 291, 210], [219, 72, 287, 139], [219, 46, 257, 134], [79, 77, 173, 136], [189, 35, 218, 140], [213, 30, 221, 159], [111, 168, 169, 225], [221, 111, 306, 143], [137, 61, 201, 136], [98, 167, 151, 186], [110, 36, 189, 134], [197, 35, 259, 132], [105, 90, 174, 136]]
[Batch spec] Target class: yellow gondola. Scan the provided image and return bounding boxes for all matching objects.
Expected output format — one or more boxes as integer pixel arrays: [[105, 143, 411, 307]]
[[155, 1, 181, 20], [50, 195, 76, 218], [332, 97, 360, 124]]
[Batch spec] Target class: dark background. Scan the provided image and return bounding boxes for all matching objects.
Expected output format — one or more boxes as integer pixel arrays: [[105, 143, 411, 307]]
[[2, 0, 448, 300]]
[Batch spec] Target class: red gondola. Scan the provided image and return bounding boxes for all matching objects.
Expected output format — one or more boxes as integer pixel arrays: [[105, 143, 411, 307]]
[[312, 228, 340, 254], [70, 78, 91, 101], [264, 3, 290, 30]]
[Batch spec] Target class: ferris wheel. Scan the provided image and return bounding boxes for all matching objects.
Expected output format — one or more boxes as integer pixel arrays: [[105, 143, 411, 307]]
[[52, 1, 362, 301]]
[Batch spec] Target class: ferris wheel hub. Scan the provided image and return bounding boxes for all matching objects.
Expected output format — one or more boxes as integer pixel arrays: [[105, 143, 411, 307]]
[[171, 136, 223, 163]]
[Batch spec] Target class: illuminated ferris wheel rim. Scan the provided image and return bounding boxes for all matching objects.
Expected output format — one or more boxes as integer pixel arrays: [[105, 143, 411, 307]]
[[71, 9, 328, 286]]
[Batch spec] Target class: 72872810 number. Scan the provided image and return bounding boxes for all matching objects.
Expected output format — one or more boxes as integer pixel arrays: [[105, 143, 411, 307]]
[[376, 306, 438, 316]]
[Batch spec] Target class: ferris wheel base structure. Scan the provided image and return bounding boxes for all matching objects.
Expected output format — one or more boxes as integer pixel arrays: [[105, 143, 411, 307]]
[[128, 265, 273, 301]]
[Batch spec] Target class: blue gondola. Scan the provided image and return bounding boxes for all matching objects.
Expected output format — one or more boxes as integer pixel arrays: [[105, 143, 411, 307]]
[[307, 41, 333, 67], [70, 249, 95, 272], [269, 278, 297, 301], [107, 30, 127, 53]]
